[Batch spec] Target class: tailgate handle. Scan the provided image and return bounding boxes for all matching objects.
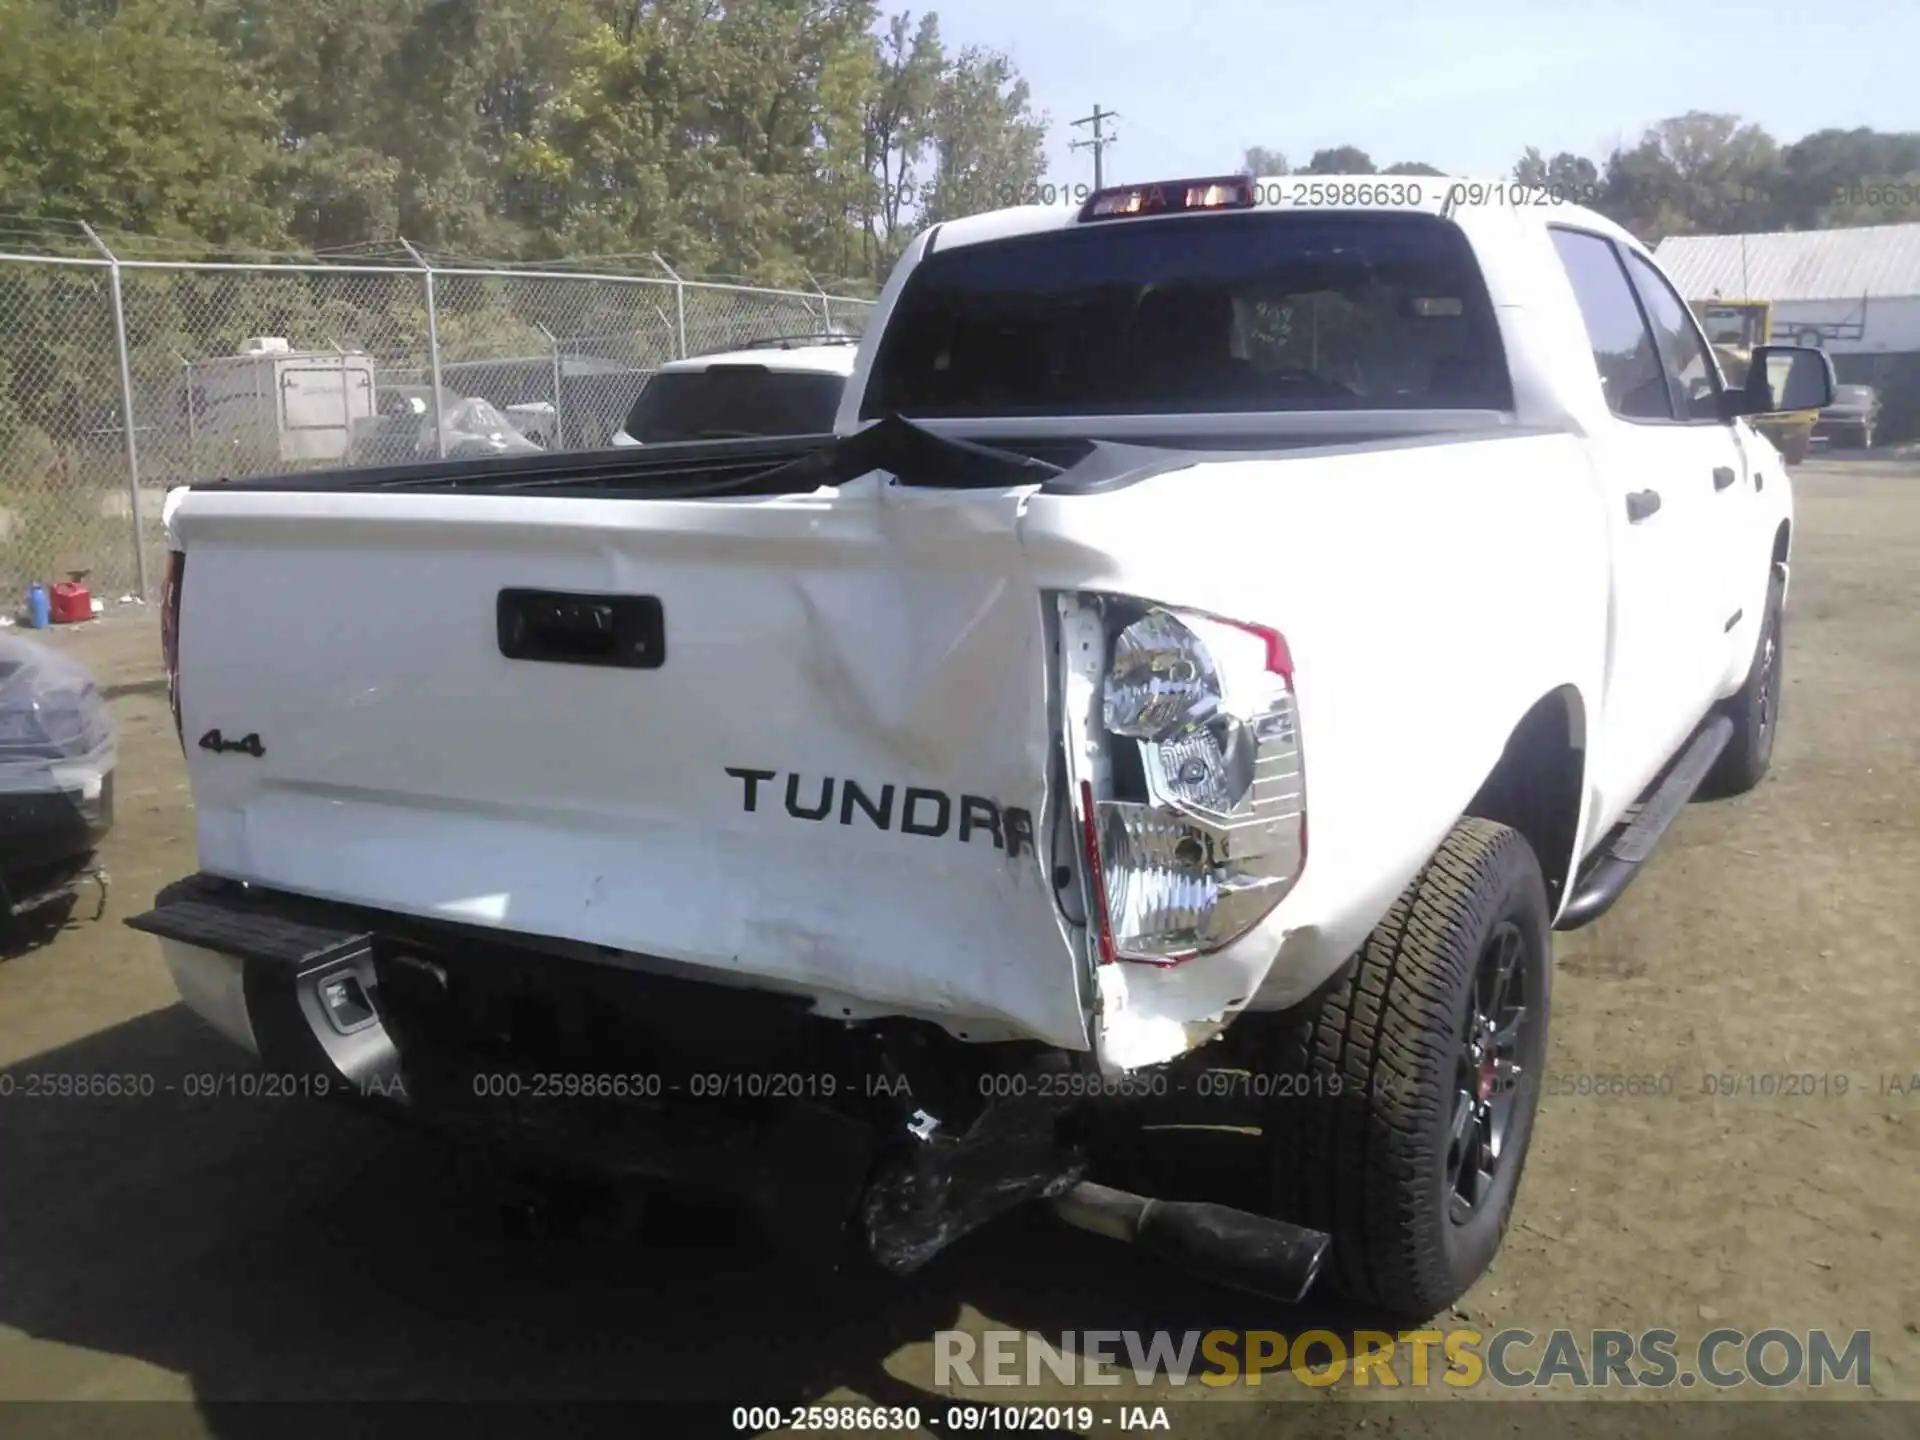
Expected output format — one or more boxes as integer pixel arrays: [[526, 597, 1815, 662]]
[[497, 589, 665, 669]]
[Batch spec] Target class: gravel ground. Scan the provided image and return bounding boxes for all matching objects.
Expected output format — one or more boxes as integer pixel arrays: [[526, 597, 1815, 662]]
[[1, 458, 1916, 1438]]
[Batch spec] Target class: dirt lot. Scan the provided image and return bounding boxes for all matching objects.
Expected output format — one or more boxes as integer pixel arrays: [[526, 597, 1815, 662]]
[[2, 459, 1917, 1437]]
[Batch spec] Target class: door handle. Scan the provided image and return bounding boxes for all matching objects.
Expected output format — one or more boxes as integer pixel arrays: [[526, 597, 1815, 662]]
[[1712, 466, 1737, 491], [1626, 489, 1662, 522], [497, 589, 665, 669]]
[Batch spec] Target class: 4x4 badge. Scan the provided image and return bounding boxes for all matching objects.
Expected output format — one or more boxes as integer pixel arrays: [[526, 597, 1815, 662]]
[[198, 729, 264, 758]]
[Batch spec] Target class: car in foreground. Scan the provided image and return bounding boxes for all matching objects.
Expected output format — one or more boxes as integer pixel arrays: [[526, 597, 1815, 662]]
[[1, 635, 114, 932], [132, 176, 1827, 1317]]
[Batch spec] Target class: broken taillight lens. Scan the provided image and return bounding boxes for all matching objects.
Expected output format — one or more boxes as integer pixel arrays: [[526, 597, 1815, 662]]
[[1065, 596, 1307, 965], [160, 549, 185, 751]]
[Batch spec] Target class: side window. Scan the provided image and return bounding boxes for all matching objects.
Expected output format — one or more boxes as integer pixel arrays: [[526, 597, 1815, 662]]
[[1623, 250, 1723, 421], [1548, 229, 1672, 421]]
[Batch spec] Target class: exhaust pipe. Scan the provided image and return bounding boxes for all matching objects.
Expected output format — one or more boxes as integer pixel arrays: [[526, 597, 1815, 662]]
[[1048, 1180, 1330, 1303]]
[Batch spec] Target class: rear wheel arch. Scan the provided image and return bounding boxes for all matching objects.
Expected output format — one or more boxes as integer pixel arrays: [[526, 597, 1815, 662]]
[[1255, 816, 1554, 1316], [1462, 686, 1586, 913]]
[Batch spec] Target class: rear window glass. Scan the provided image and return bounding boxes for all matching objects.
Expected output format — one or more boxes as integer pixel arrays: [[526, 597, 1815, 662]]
[[624, 367, 846, 442], [860, 211, 1510, 418]]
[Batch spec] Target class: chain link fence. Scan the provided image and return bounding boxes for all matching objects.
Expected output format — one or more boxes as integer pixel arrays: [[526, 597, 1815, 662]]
[[0, 241, 876, 604]]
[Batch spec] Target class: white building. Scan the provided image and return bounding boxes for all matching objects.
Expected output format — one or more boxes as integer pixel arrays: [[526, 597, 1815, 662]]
[[1653, 222, 1920, 357]]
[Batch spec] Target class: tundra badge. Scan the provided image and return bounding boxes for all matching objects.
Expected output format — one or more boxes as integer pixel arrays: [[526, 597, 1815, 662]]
[[727, 767, 1035, 859]]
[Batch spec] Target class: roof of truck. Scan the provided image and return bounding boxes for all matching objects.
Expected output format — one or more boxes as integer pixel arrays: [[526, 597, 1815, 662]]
[[656, 339, 860, 376], [921, 175, 1640, 256]]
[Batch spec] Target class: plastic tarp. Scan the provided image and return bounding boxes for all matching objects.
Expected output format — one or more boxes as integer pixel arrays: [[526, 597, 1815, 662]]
[[0, 635, 116, 798], [440, 396, 545, 457]]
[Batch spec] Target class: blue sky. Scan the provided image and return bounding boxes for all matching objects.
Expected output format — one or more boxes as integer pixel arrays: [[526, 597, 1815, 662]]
[[932, 0, 1920, 186]]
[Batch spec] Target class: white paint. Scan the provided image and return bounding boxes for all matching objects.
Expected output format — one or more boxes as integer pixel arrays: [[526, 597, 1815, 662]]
[[160, 192, 1793, 1071]]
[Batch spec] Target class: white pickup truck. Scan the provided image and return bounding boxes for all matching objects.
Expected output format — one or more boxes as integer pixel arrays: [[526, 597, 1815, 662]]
[[133, 175, 1830, 1318]]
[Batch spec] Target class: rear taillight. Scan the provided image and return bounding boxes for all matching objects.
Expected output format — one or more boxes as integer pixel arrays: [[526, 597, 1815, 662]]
[[1061, 594, 1307, 966], [160, 549, 184, 750]]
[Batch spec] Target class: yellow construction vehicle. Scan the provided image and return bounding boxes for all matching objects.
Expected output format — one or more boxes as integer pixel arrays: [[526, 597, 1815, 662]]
[[1689, 299, 1818, 464]]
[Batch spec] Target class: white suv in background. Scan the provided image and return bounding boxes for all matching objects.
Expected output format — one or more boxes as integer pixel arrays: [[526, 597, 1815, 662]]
[[611, 335, 859, 446]]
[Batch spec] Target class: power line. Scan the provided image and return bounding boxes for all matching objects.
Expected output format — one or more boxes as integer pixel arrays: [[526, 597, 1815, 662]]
[[1070, 104, 1120, 190]]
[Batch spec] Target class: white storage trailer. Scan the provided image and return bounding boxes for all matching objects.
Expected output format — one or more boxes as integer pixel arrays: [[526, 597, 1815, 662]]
[[182, 338, 377, 465]]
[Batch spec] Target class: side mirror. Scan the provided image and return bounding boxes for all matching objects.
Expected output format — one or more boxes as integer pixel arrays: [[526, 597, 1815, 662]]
[[1722, 344, 1835, 419]]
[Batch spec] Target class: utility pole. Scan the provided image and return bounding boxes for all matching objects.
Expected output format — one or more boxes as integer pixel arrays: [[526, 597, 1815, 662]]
[[1070, 104, 1119, 190]]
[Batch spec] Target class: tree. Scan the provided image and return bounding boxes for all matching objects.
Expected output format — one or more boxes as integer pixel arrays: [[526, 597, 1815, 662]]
[[1241, 146, 1289, 176], [0, 2, 1056, 283], [505, 0, 881, 281], [1586, 113, 1780, 242], [662, 0, 882, 284], [918, 46, 1048, 226], [500, 3, 1047, 283], [1239, 150, 1430, 180], [862, 10, 944, 268], [1512, 146, 1600, 194], [1781, 127, 1920, 227], [209, 0, 605, 255], [502, 14, 705, 265], [1302, 146, 1375, 175], [1823, 172, 1920, 226], [0, 0, 285, 245]]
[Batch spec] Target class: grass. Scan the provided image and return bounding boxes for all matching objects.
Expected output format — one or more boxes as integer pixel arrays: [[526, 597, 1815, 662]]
[[0, 479, 145, 601]]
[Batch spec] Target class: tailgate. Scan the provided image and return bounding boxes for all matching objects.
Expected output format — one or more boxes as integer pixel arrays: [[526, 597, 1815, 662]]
[[168, 481, 1086, 1049]]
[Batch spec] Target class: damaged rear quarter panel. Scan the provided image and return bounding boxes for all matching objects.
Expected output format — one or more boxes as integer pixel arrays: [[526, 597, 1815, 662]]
[[1015, 432, 1607, 1073]]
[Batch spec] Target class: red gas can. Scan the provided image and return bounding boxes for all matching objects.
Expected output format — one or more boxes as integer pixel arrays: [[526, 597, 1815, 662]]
[[49, 580, 92, 624]]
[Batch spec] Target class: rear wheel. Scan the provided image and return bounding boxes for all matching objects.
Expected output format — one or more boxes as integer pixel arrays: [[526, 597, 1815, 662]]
[[1257, 818, 1552, 1318], [1703, 566, 1785, 799]]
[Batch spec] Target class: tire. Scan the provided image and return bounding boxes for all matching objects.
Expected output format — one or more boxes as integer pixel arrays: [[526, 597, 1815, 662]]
[[1258, 818, 1552, 1318], [1702, 566, 1785, 799]]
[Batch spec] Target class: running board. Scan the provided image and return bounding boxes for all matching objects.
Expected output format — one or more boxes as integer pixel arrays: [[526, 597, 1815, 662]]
[[1555, 714, 1734, 932]]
